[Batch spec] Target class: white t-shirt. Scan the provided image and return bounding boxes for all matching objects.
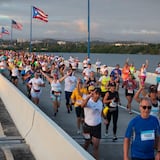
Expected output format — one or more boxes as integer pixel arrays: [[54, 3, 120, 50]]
[[29, 77, 44, 91], [83, 68, 93, 81], [64, 76, 77, 92], [11, 68, 19, 77], [84, 98, 103, 126], [96, 61, 101, 68]]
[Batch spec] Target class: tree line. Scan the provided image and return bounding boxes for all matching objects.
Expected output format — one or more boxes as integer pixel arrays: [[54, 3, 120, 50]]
[[0, 39, 160, 54]]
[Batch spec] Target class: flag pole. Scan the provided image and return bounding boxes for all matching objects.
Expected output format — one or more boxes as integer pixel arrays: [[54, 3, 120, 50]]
[[10, 20, 13, 45], [29, 6, 33, 53], [87, 0, 90, 58]]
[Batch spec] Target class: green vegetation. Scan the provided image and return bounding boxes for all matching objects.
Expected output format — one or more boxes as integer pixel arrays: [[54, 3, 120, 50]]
[[0, 39, 160, 54]]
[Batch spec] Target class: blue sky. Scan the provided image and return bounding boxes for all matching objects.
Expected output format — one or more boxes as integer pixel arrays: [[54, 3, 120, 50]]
[[0, 0, 160, 42]]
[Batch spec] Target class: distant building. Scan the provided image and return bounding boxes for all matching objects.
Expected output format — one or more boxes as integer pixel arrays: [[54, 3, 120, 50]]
[[114, 42, 148, 46], [57, 41, 66, 45]]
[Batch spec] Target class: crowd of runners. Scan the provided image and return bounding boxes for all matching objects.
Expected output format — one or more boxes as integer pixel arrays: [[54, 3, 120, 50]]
[[0, 50, 160, 160]]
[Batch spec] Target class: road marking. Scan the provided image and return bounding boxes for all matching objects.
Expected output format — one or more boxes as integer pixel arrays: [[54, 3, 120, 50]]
[[119, 105, 140, 115]]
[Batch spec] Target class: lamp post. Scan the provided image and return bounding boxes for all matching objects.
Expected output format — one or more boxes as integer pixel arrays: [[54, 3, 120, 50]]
[[87, 0, 90, 58]]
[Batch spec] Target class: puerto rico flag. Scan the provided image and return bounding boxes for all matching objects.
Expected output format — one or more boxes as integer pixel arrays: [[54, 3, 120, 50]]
[[32, 6, 48, 22], [1, 27, 10, 35], [12, 20, 23, 30]]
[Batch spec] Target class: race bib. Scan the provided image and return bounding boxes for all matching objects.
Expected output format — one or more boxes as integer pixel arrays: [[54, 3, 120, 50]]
[[141, 130, 155, 141], [128, 89, 133, 94]]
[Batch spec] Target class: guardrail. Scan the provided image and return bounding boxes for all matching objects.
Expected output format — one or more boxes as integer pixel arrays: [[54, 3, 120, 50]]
[[0, 75, 94, 160]]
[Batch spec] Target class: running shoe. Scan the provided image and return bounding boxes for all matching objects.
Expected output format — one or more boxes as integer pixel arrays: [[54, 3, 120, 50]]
[[112, 136, 118, 141]]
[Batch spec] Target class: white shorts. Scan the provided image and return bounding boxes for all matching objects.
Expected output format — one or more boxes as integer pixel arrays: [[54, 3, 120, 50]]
[[31, 90, 42, 98]]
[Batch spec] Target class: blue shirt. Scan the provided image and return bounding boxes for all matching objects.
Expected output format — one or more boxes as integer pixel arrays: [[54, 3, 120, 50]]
[[125, 115, 160, 159], [110, 68, 122, 80]]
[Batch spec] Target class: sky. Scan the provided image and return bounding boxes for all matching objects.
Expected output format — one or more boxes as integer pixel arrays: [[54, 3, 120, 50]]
[[0, 0, 160, 43]]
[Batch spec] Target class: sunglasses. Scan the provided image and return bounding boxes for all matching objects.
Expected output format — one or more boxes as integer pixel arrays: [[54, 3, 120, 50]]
[[141, 105, 152, 110]]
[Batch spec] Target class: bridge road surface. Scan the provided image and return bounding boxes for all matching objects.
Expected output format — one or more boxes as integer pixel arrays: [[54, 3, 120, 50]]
[[5, 68, 141, 160]]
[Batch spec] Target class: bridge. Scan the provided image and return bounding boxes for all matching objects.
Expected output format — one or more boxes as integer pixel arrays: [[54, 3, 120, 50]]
[[0, 62, 157, 160]]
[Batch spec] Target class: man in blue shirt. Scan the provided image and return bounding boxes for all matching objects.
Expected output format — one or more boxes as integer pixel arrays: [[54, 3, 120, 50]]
[[110, 64, 122, 91], [123, 97, 160, 160]]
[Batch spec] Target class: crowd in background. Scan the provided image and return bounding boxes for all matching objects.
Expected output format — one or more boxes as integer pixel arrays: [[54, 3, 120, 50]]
[[0, 50, 160, 160]]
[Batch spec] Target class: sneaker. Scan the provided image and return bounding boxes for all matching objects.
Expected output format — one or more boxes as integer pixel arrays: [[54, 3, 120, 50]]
[[70, 105, 73, 111], [67, 109, 70, 113], [129, 111, 132, 114], [112, 136, 118, 141], [104, 131, 109, 137]]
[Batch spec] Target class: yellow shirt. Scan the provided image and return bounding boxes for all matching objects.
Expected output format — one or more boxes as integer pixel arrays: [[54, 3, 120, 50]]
[[8, 63, 14, 70], [100, 75, 110, 92], [71, 88, 88, 107]]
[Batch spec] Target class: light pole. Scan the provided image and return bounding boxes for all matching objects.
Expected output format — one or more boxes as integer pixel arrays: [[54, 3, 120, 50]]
[[87, 0, 90, 58]]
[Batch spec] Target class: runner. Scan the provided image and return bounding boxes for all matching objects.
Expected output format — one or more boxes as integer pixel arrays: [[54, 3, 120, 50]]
[[71, 78, 88, 134], [27, 72, 45, 105], [122, 74, 137, 114], [64, 68, 77, 113], [40, 69, 71, 116], [103, 83, 121, 141], [123, 97, 160, 160], [134, 84, 160, 124], [138, 59, 149, 87], [81, 87, 103, 160]]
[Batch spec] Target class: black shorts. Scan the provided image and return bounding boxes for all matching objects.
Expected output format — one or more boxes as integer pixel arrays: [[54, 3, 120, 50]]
[[125, 89, 134, 97], [75, 106, 84, 118], [11, 76, 18, 80], [83, 123, 101, 139]]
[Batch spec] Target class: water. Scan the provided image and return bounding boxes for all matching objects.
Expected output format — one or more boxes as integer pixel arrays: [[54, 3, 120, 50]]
[[46, 52, 159, 72]]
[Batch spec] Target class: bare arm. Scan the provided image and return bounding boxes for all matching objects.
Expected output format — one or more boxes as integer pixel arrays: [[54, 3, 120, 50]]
[[123, 138, 130, 160], [155, 135, 160, 160], [134, 87, 144, 103], [81, 94, 92, 108], [40, 70, 52, 83], [59, 70, 72, 83], [103, 92, 112, 104]]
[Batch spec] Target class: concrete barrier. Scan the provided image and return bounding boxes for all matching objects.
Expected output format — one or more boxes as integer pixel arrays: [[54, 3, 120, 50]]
[[0, 75, 94, 160]]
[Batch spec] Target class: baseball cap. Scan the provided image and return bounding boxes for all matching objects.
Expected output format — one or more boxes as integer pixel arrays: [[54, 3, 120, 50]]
[[88, 85, 95, 91]]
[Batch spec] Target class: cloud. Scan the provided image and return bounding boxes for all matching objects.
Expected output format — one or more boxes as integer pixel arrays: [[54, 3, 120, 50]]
[[121, 29, 160, 35], [74, 19, 87, 33]]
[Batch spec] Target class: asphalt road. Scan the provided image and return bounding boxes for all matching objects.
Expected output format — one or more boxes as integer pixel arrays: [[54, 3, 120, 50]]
[[12, 68, 141, 160]]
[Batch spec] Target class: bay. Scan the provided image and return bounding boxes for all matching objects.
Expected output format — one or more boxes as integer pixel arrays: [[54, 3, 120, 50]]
[[46, 52, 159, 72]]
